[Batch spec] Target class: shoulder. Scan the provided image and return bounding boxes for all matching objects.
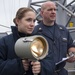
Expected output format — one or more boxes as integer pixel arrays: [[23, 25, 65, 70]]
[[33, 25, 40, 35], [33, 23, 42, 35], [0, 34, 13, 44], [56, 23, 68, 32]]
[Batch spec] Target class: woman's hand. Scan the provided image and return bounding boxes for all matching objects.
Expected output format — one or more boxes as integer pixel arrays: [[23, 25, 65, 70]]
[[22, 59, 29, 71], [31, 61, 41, 74]]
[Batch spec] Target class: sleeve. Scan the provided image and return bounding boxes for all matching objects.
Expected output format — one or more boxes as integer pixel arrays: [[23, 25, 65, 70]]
[[0, 38, 25, 75], [39, 50, 55, 75], [67, 29, 75, 49]]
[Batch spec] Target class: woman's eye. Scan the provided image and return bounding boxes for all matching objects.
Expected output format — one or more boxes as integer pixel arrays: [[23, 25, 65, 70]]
[[33, 19, 36, 22], [26, 18, 32, 22], [26, 18, 36, 22]]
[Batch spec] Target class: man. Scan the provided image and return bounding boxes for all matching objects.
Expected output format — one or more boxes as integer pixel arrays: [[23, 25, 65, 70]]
[[33, 1, 75, 75]]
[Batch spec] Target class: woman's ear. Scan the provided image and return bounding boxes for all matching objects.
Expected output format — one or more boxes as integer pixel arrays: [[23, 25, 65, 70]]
[[15, 19, 20, 26]]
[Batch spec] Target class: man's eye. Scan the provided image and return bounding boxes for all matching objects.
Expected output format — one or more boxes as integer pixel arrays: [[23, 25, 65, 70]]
[[48, 9, 52, 11], [47, 9, 57, 11], [54, 9, 57, 11]]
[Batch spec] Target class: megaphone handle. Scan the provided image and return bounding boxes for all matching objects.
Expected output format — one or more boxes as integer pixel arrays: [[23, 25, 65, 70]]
[[33, 60, 40, 75], [34, 73, 38, 75]]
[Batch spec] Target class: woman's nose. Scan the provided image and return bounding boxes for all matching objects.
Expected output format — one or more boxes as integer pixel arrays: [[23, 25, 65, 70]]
[[30, 21, 35, 26]]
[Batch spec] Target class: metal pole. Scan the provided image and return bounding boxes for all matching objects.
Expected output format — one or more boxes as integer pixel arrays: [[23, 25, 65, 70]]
[[56, 1, 75, 17], [67, 27, 75, 30], [28, 0, 32, 7]]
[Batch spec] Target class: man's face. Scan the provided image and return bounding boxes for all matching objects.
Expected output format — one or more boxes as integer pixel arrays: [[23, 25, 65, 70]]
[[17, 11, 36, 34], [41, 3, 56, 22]]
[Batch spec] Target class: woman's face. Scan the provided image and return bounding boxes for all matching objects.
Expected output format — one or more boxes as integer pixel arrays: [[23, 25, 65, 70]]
[[16, 11, 36, 34]]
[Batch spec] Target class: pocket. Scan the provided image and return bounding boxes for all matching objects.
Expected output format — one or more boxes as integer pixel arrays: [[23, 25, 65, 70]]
[[60, 38, 68, 57]]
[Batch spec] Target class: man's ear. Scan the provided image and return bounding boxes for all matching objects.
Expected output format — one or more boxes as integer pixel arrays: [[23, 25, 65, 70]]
[[40, 10, 43, 16]]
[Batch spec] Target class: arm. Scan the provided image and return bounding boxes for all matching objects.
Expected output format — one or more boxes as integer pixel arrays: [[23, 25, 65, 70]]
[[66, 30, 75, 62], [67, 47, 75, 62], [39, 51, 55, 75], [0, 37, 25, 75]]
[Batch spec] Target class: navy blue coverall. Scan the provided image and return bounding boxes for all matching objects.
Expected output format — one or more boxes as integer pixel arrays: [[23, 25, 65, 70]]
[[33, 21, 75, 75], [0, 26, 55, 75]]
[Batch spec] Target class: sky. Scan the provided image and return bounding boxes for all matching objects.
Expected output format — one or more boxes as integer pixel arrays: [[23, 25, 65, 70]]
[[0, 0, 74, 32]]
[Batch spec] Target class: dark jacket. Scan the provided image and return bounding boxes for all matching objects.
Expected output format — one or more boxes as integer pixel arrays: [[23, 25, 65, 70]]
[[0, 26, 55, 75], [33, 22, 75, 75]]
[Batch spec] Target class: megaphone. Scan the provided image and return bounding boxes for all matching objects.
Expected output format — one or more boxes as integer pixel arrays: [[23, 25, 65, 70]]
[[15, 35, 48, 61]]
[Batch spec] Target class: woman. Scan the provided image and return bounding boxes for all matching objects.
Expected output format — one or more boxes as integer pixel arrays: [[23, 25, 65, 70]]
[[0, 7, 55, 75]]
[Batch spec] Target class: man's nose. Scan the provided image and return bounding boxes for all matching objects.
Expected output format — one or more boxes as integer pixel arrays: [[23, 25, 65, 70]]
[[52, 10, 56, 13]]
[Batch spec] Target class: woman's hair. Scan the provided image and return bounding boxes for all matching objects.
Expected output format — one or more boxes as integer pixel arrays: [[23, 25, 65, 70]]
[[13, 7, 34, 25]]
